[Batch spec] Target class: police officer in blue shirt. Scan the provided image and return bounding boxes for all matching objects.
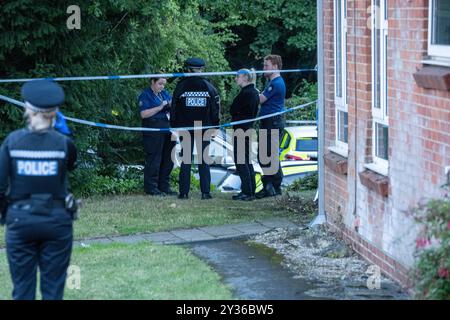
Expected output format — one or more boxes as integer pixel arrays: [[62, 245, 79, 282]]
[[139, 77, 176, 196], [54, 111, 72, 137], [0, 80, 77, 300], [171, 58, 221, 199], [256, 54, 286, 199]]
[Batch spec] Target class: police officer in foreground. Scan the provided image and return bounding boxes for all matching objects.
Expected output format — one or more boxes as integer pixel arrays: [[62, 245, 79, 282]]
[[0, 80, 78, 300], [171, 57, 220, 199]]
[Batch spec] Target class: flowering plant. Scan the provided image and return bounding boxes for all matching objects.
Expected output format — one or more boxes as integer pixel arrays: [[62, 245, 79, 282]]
[[412, 191, 449, 300]]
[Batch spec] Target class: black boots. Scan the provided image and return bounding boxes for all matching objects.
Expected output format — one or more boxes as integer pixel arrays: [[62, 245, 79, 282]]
[[255, 184, 277, 199]]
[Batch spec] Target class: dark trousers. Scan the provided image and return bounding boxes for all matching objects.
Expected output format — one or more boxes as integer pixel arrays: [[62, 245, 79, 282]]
[[143, 119, 176, 193], [233, 126, 256, 196], [258, 116, 284, 190], [5, 206, 73, 300], [179, 130, 211, 195]]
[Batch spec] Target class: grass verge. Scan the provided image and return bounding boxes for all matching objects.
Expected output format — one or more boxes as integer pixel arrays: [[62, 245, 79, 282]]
[[0, 242, 234, 300], [0, 191, 315, 247]]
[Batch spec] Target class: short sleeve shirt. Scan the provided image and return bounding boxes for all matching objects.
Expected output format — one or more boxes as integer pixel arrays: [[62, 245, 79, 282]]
[[138, 88, 171, 120], [260, 76, 286, 116]]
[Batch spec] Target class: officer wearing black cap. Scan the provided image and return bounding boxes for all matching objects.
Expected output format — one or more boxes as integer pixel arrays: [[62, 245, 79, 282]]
[[171, 57, 220, 199], [0, 80, 77, 300]]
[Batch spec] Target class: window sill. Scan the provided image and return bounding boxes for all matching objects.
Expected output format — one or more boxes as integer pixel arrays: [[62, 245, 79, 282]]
[[328, 145, 348, 158], [364, 162, 388, 177], [413, 63, 450, 91], [359, 168, 390, 198], [421, 57, 450, 68], [324, 150, 348, 175]]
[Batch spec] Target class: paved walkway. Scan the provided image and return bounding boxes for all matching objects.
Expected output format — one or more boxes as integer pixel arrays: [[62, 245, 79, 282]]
[[0, 218, 298, 253], [73, 217, 299, 247]]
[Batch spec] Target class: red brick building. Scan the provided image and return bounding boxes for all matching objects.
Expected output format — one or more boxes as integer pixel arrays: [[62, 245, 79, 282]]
[[320, 0, 450, 287]]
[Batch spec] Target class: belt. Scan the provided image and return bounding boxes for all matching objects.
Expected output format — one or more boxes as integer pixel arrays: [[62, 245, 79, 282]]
[[11, 200, 66, 210]]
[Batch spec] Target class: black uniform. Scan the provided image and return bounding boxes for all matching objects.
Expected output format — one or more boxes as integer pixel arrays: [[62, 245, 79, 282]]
[[0, 80, 77, 300], [171, 76, 220, 196], [230, 83, 259, 198], [0, 128, 77, 300]]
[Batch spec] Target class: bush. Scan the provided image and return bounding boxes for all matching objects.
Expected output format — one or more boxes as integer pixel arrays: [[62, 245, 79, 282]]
[[287, 172, 318, 192], [70, 164, 143, 198], [70, 159, 207, 197], [285, 80, 318, 121], [411, 192, 450, 300]]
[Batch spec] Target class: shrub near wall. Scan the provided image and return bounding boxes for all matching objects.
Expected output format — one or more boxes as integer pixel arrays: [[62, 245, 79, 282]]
[[412, 190, 450, 300]]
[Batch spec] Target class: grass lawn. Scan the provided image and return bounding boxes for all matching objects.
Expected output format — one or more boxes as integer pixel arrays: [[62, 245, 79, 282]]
[[0, 242, 234, 300], [0, 191, 298, 247]]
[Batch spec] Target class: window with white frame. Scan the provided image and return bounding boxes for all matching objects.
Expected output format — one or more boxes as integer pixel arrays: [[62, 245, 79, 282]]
[[334, 0, 348, 153], [428, 0, 450, 61], [371, 0, 389, 174]]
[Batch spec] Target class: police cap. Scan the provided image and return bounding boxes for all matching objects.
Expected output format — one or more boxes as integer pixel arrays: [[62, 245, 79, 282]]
[[185, 57, 205, 69], [21, 80, 65, 112]]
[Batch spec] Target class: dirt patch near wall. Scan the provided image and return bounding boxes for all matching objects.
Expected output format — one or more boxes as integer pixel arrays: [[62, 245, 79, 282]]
[[250, 224, 409, 300]]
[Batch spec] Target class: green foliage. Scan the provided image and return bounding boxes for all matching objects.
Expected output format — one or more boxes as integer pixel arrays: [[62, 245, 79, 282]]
[[0, 0, 232, 159], [70, 163, 143, 197], [203, 0, 316, 57], [287, 172, 318, 192], [70, 164, 205, 197], [412, 192, 450, 300], [286, 79, 318, 121], [169, 167, 203, 193]]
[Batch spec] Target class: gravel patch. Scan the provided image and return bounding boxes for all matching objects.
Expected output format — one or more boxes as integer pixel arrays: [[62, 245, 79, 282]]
[[251, 224, 409, 300]]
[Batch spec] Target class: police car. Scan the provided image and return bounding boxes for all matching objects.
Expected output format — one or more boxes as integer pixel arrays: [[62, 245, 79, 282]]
[[279, 125, 318, 161], [178, 127, 317, 192]]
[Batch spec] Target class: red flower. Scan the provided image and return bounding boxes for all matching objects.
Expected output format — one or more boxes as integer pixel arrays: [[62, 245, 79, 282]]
[[416, 237, 430, 249], [447, 221, 450, 231], [438, 268, 449, 279]]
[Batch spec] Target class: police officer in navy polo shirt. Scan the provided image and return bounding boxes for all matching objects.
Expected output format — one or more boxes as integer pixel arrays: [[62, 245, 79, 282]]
[[256, 54, 286, 199], [0, 80, 77, 300], [171, 58, 220, 199], [54, 111, 73, 137], [139, 77, 176, 196]]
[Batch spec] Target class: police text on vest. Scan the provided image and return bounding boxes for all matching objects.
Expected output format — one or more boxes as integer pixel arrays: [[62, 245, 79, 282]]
[[17, 160, 58, 176]]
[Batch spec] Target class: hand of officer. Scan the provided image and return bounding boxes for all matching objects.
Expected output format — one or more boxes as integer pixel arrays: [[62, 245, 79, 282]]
[[162, 100, 171, 112]]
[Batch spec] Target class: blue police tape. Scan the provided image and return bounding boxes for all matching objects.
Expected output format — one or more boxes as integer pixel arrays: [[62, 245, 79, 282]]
[[0, 68, 317, 83], [0, 93, 317, 132]]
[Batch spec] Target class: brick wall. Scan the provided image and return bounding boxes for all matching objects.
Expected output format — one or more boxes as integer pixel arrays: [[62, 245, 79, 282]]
[[323, 0, 450, 288]]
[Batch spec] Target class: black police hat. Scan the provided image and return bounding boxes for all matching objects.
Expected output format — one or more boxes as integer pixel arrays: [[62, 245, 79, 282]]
[[21, 80, 65, 112], [185, 57, 205, 69]]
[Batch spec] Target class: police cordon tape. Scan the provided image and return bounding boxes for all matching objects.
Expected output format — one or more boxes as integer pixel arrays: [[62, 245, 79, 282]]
[[0, 68, 317, 83], [0, 93, 317, 132]]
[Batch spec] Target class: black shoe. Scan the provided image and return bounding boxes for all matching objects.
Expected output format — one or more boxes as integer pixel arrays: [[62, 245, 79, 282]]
[[239, 194, 255, 201], [201, 193, 212, 200], [274, 187, 282, 196], [146, 189, 166, 196], [232, 192, 244, 200], [255, 190, 266, 199], [255, 185, 276, 199], [178, 193, 189, 199]]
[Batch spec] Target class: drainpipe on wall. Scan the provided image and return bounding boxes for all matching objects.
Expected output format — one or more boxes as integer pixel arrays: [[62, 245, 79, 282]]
[[310, 0, 326, 227]]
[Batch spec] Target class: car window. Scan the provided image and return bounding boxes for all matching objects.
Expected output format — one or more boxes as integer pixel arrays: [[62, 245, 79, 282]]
[[280, 131, 291, 150], [296, 138, 318, 151]]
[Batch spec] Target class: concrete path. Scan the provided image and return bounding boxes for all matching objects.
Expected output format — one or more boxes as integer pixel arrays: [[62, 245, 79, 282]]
[[0, 218, 298, 253], [73, 217, 299, 247]]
